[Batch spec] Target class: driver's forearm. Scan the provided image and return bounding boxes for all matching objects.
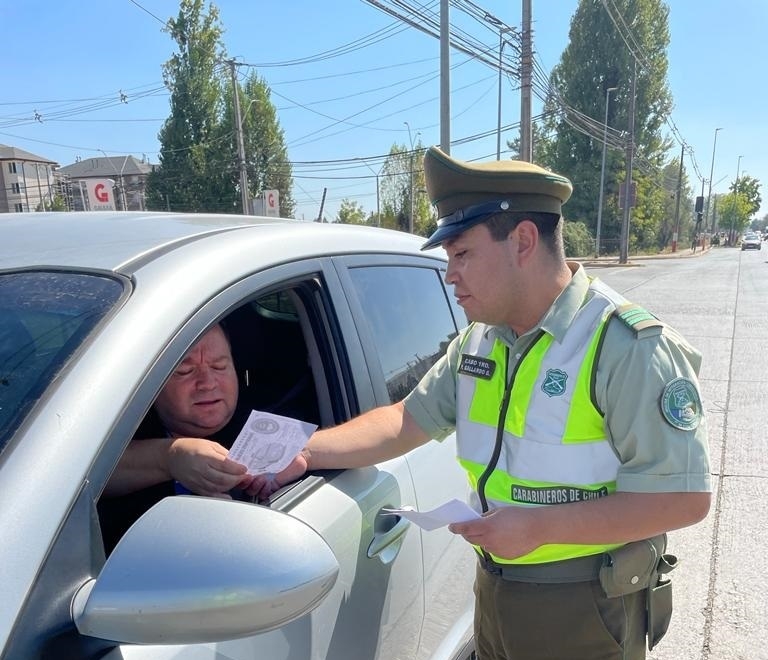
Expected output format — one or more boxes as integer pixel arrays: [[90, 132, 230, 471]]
[[103, 437, 173, 497]]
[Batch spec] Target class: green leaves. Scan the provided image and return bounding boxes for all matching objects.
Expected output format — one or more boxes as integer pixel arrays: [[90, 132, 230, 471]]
[[147, 0, 293, 216]]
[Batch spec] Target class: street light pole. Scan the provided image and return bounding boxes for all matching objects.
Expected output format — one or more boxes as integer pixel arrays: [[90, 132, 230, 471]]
[[705, 127, 723, 232], [118, 155, 129, 210], [595, 86, 617, 258], [99, 150, 127, 211], [363, 161, 381, 226], [404, 121, 416, 234], [736, 155, 743, 184]]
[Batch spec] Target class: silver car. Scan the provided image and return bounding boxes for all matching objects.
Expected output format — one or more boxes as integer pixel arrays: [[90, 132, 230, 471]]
[[740, 232, 762, 250], [0, 212, 476, 660]]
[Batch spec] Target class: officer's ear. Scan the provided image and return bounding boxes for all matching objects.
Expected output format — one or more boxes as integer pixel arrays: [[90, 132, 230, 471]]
[[511, 219, 538, 264]]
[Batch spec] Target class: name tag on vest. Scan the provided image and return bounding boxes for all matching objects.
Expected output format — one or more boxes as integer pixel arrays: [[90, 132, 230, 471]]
[[458, 354, 496, 379]]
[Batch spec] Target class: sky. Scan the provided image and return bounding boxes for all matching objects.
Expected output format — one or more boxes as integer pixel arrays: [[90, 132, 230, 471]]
[[1, 0, 766, 222]]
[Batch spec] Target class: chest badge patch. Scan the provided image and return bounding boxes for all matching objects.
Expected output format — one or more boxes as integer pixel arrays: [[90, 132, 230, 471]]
[[660, 377, 702, 430], [541, 368, 568, 397], [458, 354, 496, 379]]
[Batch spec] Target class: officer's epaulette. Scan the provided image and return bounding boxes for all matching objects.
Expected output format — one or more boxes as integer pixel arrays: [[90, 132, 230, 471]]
[[613, 303, 663, 333]]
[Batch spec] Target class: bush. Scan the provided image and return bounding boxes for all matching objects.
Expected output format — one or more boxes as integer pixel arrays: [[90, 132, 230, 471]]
[[563, 220, 594, 258]]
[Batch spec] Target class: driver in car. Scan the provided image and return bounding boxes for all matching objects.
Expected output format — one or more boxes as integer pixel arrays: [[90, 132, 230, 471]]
[[98, 324, 255, 554]]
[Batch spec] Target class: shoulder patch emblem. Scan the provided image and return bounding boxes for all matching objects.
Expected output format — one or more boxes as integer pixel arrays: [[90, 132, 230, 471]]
[[615, 304, 662, 332], [660, 377, 702, 431], [541, 368, 568, 397]]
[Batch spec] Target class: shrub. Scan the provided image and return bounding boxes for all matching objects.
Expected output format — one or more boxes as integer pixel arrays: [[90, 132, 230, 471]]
[[563, 220, 594, 258]]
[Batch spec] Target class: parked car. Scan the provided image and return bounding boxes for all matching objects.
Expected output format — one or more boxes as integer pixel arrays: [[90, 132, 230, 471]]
[[0, 212, 476, 660], [741, 232, 762, 250]]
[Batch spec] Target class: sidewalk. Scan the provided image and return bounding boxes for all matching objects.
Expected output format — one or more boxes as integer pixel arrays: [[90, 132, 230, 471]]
[[577, 245, 712, 268]]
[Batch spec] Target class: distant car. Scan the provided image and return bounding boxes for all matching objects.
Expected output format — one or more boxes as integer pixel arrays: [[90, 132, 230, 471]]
[[741, 232, 762, 250], [0, 212, 476, 660]]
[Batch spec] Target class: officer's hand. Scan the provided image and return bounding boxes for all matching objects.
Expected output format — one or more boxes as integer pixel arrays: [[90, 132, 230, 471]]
[[168, 437, 249, 498], [245, 451, 309, 501], [448, 507, 542, 560]]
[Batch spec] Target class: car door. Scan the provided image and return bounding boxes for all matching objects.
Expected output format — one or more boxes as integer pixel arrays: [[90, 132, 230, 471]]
[[334, 254, 477, 659], [6, 250, 468, 660], [102, 256, 427, 660]]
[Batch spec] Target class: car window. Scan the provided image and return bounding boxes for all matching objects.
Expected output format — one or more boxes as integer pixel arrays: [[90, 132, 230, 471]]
[[224, 287, 323, 425], [0, 271, 125, 449], [347, 265, 459, 403]]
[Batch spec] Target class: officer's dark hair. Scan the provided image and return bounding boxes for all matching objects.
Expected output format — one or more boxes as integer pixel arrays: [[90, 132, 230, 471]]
[[485, 211, 564, 257]]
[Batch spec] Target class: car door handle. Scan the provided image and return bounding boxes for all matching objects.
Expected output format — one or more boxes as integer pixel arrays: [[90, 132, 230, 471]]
[[367, 513, 412, 561]]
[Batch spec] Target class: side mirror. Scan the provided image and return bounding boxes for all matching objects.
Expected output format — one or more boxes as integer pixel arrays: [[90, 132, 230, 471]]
[[73, 496, 338, 644]]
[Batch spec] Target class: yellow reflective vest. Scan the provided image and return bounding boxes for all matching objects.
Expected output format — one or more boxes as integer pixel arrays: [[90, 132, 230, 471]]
[[456, 279, 634, 565]]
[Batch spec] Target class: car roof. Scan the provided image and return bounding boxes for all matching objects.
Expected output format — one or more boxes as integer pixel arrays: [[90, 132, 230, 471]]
[[0, 212, 431, 274]]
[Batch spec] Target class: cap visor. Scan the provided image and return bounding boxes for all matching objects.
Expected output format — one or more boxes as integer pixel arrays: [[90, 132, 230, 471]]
[[420, 215, 489, 251]]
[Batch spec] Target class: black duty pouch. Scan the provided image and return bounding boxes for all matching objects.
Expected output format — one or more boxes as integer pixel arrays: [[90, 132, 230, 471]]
[[647, 553, 678, 651], [598, 535, 677, 650], [598, 537, 662, 598]]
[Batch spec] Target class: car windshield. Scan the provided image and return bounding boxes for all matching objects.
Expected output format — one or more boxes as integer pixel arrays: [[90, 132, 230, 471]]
[[0, 271, 125, 451]]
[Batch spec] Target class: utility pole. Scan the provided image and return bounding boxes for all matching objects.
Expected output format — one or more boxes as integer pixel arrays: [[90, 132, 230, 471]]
[[619, 62, 637, 265], [363, 161, 381, 226], [228, 59, 250, 214], [440, 0, 450, 154], [519, 0, 532, 161], [672, 142, 685, 253], [596, 86, 617, 257], [317, 187, 327, 222], [496, 27, 504, 160]]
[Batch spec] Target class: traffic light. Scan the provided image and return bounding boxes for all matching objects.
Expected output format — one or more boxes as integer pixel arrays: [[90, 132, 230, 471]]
[[695, 196, 704, 213]]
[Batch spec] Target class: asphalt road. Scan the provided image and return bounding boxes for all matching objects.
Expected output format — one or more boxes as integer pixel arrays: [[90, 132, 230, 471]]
[[591, 246, 768, 660]]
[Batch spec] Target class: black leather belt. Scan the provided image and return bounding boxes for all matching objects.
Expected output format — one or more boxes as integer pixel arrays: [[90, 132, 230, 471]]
[[478, 552, 604, 584]]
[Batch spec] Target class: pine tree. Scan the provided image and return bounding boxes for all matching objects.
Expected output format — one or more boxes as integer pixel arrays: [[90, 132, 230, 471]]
[[146, 0, 294, 216], [146, 0, 227, 212], [542, 0, 674, 252]]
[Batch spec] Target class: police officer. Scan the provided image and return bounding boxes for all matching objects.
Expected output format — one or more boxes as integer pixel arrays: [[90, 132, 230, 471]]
[[257, 147, 712, 659]]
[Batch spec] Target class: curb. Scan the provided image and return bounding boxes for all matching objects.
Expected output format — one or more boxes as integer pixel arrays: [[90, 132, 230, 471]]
[[576, 247, 712, 268]]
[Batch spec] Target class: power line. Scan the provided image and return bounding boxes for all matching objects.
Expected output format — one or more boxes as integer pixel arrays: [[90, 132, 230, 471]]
[[126, 0, 167, 25]]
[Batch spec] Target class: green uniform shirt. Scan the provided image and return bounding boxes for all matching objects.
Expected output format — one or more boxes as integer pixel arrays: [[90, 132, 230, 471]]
[[404, 262, 711, 494]]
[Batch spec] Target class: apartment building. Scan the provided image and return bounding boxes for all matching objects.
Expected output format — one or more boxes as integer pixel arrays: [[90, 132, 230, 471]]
[[0, 145, 58, 213], [58, 155, 153, 211]]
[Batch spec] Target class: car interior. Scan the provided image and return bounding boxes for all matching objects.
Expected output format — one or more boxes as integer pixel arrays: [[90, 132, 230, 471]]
[[96, 284, 340, 555], [224, 290, 324, 427]]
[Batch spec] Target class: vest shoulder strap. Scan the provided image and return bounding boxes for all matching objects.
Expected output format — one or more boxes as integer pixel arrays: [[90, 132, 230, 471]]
[[613, 303, 664, 334]]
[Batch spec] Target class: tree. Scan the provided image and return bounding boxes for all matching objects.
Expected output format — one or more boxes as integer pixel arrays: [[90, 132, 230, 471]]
[[336, 199, 367, 225], [507, 121, 554, 165], [562, 220, 593, 257], [729, 175, 761, 218], [146, 0, 227, 213], [146, 0, 294, 216], [36, 194, 68, 211], [718, 192, 752, 244], [542, 0, 673, 251], [220, 71, 295, 217], [379, 141, 433, 236]]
